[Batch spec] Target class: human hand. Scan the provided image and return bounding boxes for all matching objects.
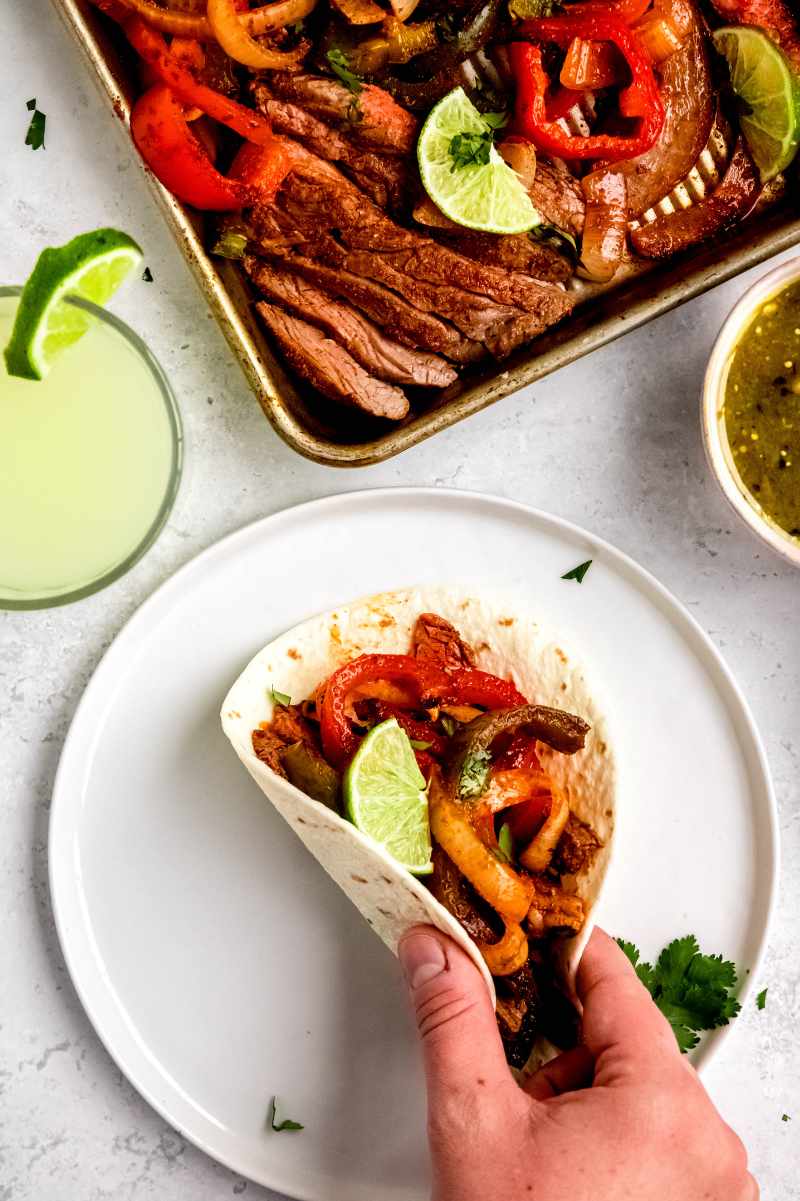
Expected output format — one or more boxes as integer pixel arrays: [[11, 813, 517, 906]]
[[398, 926, 757, 1201]]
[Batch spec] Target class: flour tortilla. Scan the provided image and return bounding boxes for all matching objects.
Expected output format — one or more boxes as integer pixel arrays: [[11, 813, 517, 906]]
[[221, 587, 615, 1028]]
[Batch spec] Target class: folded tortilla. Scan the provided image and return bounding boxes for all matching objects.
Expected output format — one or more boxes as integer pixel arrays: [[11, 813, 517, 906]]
[[221, 586, 615, 1025]]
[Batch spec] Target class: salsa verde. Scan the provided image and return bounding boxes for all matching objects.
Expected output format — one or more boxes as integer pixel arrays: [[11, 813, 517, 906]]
[[724, 281, 800, 540]]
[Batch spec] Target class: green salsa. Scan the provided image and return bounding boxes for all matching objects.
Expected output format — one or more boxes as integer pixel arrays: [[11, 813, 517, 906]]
[[724, 281, 800, 540]]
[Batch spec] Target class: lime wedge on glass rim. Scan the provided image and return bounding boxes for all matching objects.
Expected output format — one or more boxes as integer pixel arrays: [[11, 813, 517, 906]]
[[344, 718, 433, 876], [4, 228, 143, 380], [712, 26, 800, 181], [417, 86, 540, 235]]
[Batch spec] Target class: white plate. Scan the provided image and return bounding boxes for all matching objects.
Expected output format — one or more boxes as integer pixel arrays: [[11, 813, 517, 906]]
[[50, 488, 778, 1201]]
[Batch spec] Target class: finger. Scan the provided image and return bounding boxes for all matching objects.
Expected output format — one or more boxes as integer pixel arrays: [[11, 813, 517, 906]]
[[521, 1045, 595, 1100], [577, 928, 682, 1075], [398, 926, 514, 1111]]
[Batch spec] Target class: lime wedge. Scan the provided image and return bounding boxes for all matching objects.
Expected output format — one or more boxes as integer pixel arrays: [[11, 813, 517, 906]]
[[712, 26, 800, 181], [344, 719, 433, 875], [4, 228, 143, 380], [417, 87, 540, 235]]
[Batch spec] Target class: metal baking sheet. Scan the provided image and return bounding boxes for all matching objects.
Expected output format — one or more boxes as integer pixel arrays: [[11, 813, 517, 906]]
[[55, 0, 800, 466]]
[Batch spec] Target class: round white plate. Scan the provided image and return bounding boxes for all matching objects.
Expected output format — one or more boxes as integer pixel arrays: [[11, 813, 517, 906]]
[[50, 489, 778, 1201]]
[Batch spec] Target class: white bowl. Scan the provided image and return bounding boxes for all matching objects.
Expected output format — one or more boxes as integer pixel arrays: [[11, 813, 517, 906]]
[[703, 256, 800, 568]]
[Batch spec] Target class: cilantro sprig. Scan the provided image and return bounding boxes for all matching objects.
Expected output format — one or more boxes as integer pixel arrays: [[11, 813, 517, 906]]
[[617, 936, 741, 1053], [458, 748, 492, 798], [25, 99, 46, 151], [271, 687, 291, 707], [270, 1096, 304, 1132], [562, 559, 592, 583], [447, 111, 507, 173], [326, 48, 362, 96]]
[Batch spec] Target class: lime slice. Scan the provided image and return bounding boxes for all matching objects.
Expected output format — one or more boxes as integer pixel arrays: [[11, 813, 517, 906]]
[[712, 26, 800, 181], [4, 228, 143, 380], [344, 719, 433, 875], [418, 87, 540, 235]]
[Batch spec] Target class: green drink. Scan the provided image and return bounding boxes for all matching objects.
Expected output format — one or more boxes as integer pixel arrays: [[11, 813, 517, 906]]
[[0, 289, 181, 608]]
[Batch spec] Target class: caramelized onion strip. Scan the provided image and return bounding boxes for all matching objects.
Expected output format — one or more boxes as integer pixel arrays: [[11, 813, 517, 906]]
[[112, 0, 317, 39], [477, 921, 530, 976]]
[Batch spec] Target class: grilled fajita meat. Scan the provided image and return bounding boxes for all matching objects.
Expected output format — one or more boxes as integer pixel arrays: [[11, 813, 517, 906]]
[[247, 259, 458, 387], [258, 304, 410, 419], [280, 142, 575, 316], [249, 219, 483, 362], [263, 72, 418, 155], [413, 612, 476, 671], [529, 160, 586, 239], [252, 85, 410, 211]]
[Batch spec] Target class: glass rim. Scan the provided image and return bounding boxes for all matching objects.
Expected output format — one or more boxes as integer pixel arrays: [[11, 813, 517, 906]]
[[0, 285, 183, 610]]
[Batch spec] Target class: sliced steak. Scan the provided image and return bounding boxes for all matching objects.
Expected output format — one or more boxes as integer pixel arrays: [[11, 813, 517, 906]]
[[265, 73, 418, 155], [247, 260, 457, 387], [258, 303, 409, 419], [432, 229, 573, 284], [413, 612, 476, 670], [252, 86, 409, 211], [282, 145, 574, 318], [248, 216, 483, 362], [530, 160, 586, 238]]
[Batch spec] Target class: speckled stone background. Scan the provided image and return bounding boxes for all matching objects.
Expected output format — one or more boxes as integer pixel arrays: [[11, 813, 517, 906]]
[[2, 3, 799, 1198]]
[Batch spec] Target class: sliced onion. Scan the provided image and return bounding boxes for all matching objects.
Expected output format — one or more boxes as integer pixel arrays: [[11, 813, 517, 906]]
[[389, 0, 422, 19], [207, 0, 310, 66], [498, 139, 537, 191], [429, 769, 534, 924], [578, 169, 628, 283], [113, 0, 317, 39], [477, 921, 529, 976], [519, 785, 569, 872]]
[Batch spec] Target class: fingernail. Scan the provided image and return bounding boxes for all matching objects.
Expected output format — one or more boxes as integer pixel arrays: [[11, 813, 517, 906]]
[[399, 932, 447, 990]]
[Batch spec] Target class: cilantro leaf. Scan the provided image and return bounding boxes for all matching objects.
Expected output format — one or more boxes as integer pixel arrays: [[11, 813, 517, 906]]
[[326, 48, 363, 96], [271, 687, 291, 707], [270, 1096, 304, 1132], [25, 102, 46, 151], [756, 988, 768, 1010], [410, 739, 432, 751], [496, 822, 514, 863], [616, 934, 741, 1053], [782, 1114, 791, 1122], [142, 266, 154, 282], [458, 748, 492, 798], [562, 559, 592, 583], [448, 130, 493, 171], [482, 110, 509, 130]]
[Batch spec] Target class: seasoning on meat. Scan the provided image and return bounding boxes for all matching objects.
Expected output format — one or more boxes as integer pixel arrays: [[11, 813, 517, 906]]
[[413, 611, 476, 670], [263, 72, 419, 155], [553, 813, 602, 876], [258, 304, 410, 419]]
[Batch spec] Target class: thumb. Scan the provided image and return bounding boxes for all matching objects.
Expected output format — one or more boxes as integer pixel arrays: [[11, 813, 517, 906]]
[[398, 927, 512, 1110], [577, 927, 682, 1077]]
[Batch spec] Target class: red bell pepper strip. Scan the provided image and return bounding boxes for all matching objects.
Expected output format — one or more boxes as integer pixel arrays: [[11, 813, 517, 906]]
[[372, 702, 448, 758], [443, 668, 528, 710], [228, 139, 293, 206], [511, 14, 665, 161], [130, 84, 248, 210], [494, 731, 542, 772], [125, 16, 276, 146], [320, 655, 451, 768], [503, 790, 552, 845]]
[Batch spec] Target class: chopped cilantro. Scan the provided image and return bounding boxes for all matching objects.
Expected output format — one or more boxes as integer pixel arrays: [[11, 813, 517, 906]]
[[496, 822, 514, 863], [458, 748, 492, 799], [782, 1114, 791, 1122], [142, 266, 153, 282], [326, 48, 363, 96], [756, 987, 768, 1011], [482, 110, 509, 130], [562, 559, 593, 583], [25, 101, 46, 151], [440, 714, 457, 737], [617, 936, 741, 1054], [270, 1096, 304, 1132], [410, 739, 432, 751], [448, 130, 493, 171], [271, 687, 291, 708], [291, 19, 305, 33]]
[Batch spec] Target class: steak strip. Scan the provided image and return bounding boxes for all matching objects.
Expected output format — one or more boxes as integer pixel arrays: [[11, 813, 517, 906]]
[[258, 304, 409, 419], [247, 259, 457, 387], [264, 72, 418, 155]]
